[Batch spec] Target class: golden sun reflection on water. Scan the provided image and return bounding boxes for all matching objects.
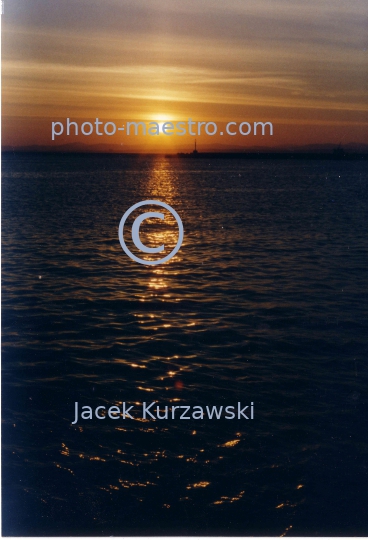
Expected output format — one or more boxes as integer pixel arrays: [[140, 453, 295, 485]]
[[212, 490, 245, 505], [149, 276, 168, 290], [186, 481, 210, 490], [146, 158, 178, 202], [220, 439, 240, 448], [127, 158, 184, 270], [280, 525, 293, 537]]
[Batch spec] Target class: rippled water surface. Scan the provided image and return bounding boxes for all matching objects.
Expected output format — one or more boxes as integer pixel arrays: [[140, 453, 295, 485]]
[[2, 153, 368, 535]]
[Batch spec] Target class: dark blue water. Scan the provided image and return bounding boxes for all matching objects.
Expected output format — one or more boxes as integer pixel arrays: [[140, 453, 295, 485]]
[[2, 153, 368, 535]]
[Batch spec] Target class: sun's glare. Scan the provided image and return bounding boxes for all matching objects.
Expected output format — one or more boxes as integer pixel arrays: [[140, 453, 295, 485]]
[[150, 114, 174, 131]]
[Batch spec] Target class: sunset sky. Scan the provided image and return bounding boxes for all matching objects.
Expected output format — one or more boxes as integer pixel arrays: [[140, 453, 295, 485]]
[[2, 0, 368, 152]]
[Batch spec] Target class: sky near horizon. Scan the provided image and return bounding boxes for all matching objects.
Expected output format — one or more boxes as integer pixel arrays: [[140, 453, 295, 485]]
[[2, 0, 368, 151]]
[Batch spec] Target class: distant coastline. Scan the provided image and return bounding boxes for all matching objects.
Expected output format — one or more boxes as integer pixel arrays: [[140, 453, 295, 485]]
[[174, 150, 368, 161], [3, 141, 368, 160], [2, 149, 368, 160]]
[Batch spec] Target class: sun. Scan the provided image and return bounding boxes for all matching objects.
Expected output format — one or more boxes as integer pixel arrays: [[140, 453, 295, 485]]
[[150, 114, 174, 131]]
